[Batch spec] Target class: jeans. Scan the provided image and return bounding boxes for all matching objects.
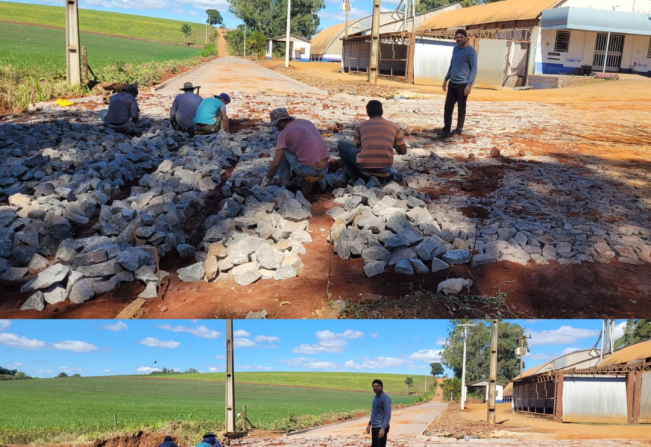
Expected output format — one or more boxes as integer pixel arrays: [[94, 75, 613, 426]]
[[443, 82, 468, 132], [276, 150, 328, 184], [371, 426, 389, 447], [99, 109, 132, 130], [337, 141, 391, 179]]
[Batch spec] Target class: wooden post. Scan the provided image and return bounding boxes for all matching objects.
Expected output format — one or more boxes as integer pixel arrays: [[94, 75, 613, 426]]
[[633, 371, 643, 424], [406, 32, 416, 84], [65, 0, 81, 85], [242, 405, 247, 430], [487, 320, 498, 424], [627, 371, 635, 424], [225, 320, 235, 432], [555, 372, 564, 423], [114, 414, 118, 430], [81, 46, 88, 84]]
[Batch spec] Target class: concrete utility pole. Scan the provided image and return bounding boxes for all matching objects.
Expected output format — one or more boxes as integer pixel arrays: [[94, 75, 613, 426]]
[[368, 0, 381, 84], [459, 323, 476, 410], [342, 0, 351, 39], [65, 0, 81, 85], [487, 320, 498, 424], [206, 13, 208, 45], [243, 25, 247, 57], [285, 0, 292, 67], [517, 331, 531, 378], [225, 320, 235, 433]]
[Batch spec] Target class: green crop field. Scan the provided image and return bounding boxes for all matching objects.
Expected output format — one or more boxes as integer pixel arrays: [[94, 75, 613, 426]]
[[0, 21, 203, 71], [144, 371, 435, 394], [0, 1, 212, 45], [0, 375, 417, 444]]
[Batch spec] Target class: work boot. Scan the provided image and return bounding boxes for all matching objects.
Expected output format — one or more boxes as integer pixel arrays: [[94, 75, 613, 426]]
[[436, 129, 451, 139]]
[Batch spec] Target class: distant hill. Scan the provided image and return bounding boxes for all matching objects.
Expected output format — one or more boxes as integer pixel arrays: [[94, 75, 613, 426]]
[[0, 1, 213, 45]]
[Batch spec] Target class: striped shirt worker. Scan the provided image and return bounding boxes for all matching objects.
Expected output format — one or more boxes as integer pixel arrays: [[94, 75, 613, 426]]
[[354, 117, 406, 170]]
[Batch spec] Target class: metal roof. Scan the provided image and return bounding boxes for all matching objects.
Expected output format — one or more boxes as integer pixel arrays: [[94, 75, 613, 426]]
[[467, 379, 506, 387], [598, 340, 651, 367], [541, 7, 651, 36], [416, 0, 561, 31], [268, 34, 311, 43]]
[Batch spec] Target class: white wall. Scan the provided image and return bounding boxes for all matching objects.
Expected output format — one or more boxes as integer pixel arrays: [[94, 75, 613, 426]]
[[562, 0, 651, 13]]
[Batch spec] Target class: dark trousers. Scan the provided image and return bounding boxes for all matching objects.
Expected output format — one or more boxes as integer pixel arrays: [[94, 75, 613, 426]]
[[338, 141, 391, 179], [171, 117, 195, 136], [371, 426, 389, 447], [443, 82, 468, 132]]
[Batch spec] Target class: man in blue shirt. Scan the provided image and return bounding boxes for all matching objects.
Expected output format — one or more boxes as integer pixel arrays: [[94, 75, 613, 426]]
[[438, 29, 477, 139], [366, 379, 391, 447], [193, 93, 231, 134], [100, 84, 140, 131]]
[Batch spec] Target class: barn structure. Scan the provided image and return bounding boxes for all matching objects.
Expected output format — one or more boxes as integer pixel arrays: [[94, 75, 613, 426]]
[[341, 0, 651, 88], [511, 340, 651, 424], [466, 379, 505, 403]]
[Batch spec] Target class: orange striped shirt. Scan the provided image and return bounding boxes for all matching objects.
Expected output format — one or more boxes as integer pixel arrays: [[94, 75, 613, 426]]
[[354, 117, 405, 169]]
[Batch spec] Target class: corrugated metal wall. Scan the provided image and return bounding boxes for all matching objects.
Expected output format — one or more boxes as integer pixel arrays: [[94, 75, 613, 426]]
[[640, 372, 651, 423], [475, 39, 509, 90], [562, 376, 627, 424], [413, 38, 455, 85]]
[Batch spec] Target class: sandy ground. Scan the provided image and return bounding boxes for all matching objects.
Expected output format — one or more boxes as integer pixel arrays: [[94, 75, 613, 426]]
[[289, 401, 447, 439], [156, 57, 325, 96], [426, 402, 651, 441]]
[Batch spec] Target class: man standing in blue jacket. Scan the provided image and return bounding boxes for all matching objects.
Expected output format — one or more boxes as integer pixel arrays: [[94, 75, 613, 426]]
[[438, 29, 477, 139], [366, 379, 391, 447]]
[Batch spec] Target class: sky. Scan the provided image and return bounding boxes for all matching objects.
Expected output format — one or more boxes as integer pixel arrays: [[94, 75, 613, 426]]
[[0, 319, 625, 378], [3, 0, 404, 36]]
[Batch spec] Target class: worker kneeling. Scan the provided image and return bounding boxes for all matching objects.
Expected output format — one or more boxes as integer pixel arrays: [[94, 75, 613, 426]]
[[195, 431, 222, 447], [338, 100, 407, 183], [261, 108, 329, 189], [193, 93, 231, 134], [170, 82, 202, 135], [99, 84, 139, 131]]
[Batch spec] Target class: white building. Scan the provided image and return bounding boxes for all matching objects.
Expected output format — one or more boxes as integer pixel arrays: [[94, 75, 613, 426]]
[[266, 35, 311, 62], [466, 380, 505, 403]]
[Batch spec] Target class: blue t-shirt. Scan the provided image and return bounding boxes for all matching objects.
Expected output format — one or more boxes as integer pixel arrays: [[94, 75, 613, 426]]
[[193, 98, 226, 125]]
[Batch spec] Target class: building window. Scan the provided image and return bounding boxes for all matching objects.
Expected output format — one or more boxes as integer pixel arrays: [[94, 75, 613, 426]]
[[555, 30, 570, 53]]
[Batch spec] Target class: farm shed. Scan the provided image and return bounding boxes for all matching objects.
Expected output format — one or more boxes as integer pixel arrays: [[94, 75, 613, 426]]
[[266, 35, 311, 62], [465, 379, 505, 403], [512, 340, 651, 424], [342, 0, 651, 89]]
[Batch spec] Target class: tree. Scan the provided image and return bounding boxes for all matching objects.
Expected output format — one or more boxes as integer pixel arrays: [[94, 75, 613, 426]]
[[439, 377, 462, 402], [416, 0, 452, 14], [161, 367, 169, 374], [0, 367, 18, 376], [180, 24, 193, 45], [247, 30, 268, 59], [206, 9, 223, 26], [229, 0, 324, 41], [430, 362, 444, 377], [185, 368, 199, 374], [72, 374, 81, 378], [441, 320, 527, 385], [224, 26, 246, 56], [56, 372, 68, 378], [404, 376, 414, 394], [615, 320, 651, 349]]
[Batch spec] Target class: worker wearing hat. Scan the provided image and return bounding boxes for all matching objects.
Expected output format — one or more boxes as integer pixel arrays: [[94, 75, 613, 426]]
[[99, 84, 140, 131], [170, 82, 202, 136], [193, 92, 231, 134]]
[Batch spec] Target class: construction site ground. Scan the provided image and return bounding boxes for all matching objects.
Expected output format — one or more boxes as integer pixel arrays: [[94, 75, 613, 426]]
[[424, 402, 650, 441], [1, 57, 650, 319]]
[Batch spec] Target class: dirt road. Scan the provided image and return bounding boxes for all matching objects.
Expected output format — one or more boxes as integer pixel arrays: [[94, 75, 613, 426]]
[[155, 57, 326, 96], [288, 401, 447, 440]]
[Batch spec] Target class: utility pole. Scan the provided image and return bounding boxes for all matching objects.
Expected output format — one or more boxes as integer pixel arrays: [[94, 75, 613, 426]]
[[285, 0, 292, 67], [65, 0, 81, 85], [368, 0, 381, 84], [459, 323, 476, 410], [206, 13, 208, 45], [517, 330, 531, 378], [225, 319, 235, 433], [487, 320, 498, 424], [342, 0, 351, 39], [243, 25, 247, 57]]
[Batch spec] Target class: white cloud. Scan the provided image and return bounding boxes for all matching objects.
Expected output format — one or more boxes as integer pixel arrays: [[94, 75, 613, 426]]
[[84, 0, 171, 10], [525, 352, 554, 361], [208, 366, 222, 372], [256, 366, 274, 371], [38, 369, 55, 373], [280, 357, 316, 367], [12, 362, 25, 367], [139, 337, 180, 349], [344, 360, 361, 369], [58, 366, 88, 372], [361, 357, 406, 369], [53, 341, 98, 353], [560, 347, 582, 356], [99, 321, 128, 332], [264, 344, 278, 349], [234, 337, 257, 348], [255, 335, 280, 343], [158, 324, 221, 339], [238, 365, 252, 370], [215, 355, 226, 360], [234, 330, 251, 337], [407, 349, 442, 363], [370, 333, 379, 338], [0, 333, 47, 350], [137, 366, 161, 373], [293, 329, 364, 354], [527, 326, 600, 346], [318, 6, 368, 22], [174, 0, 229, 11], [435, 337, 447, 346], [0, 320, 10, 330], [414, 336, 419, 340], [613, 322, 626, 342], [303, 361, 339, 370], [103, 369, 112, 372]]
